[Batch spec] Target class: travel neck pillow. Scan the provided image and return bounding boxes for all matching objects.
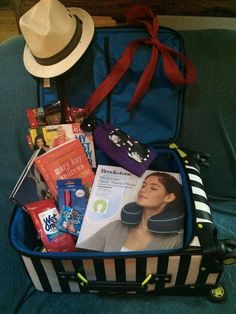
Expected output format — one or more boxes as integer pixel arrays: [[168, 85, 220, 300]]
[[120, 202, 185, 233]]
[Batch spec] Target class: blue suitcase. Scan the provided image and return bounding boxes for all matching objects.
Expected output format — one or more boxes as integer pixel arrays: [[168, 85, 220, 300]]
[[9, 10, 236, 302]]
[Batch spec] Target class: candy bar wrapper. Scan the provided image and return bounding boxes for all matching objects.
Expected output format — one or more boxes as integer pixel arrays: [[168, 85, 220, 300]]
[[27, 101, 62, 128], [57, 179, 87, 237], [94, 123, 157, 177], [64, 106, 86, 124], [26, 199, 76, 252]]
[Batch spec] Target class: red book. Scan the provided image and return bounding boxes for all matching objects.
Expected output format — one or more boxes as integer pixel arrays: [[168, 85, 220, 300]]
[[34, 139, 95, 199]]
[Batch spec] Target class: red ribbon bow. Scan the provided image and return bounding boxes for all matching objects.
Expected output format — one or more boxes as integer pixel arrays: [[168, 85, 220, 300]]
[[85, 4, 196, 116]]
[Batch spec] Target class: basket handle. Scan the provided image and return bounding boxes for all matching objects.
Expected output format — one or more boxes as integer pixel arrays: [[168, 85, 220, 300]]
[[76, 272, 153, 293]]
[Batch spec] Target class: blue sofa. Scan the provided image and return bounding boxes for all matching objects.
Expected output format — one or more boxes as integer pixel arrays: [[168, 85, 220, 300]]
[[0, 29, 236, 313]]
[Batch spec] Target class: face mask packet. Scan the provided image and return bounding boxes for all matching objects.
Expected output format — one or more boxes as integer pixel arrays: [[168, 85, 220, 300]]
[[57, 179, 87, 237]]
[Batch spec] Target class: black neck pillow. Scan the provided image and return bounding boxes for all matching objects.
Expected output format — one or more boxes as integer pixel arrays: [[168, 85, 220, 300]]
[[120, 202, 185, 233]]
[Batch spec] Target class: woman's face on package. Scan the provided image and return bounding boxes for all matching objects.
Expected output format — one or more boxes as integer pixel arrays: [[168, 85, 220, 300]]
[[57, 126, 65, 137], [136, 175, 174, 210], [36, 138, 44, 148]]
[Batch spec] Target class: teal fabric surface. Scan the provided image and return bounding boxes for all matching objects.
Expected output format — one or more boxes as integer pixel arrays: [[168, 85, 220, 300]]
[[0, 36, 37, 314], [179, 30, 236, 213], [0, 30, 236, 313]]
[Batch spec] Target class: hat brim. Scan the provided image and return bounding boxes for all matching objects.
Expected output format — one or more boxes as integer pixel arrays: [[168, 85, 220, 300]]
[[23, 7, 95, 78]]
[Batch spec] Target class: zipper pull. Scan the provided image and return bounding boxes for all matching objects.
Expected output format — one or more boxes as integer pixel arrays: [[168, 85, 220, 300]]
[[170, 143, 210, 170], [169, 143, 188, 161]]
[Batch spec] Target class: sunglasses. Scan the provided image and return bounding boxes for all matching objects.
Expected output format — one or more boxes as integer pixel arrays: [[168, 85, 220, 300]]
[[80, 116, 100, 132], [109, 128, 150, 163]]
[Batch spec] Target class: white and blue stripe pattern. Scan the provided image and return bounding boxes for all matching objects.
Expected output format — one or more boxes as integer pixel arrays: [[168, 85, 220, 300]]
[[185, 165, 213, 224], [22, 253, 220, 293]]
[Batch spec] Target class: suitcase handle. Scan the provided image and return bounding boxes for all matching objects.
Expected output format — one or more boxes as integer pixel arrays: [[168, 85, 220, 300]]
[[58, 272, 164, 293], [76, 272, 152, 293], [84, 280, 147, 293]]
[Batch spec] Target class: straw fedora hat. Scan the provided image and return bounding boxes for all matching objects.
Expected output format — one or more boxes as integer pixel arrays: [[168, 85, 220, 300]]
[[19, 0, 94, 78]]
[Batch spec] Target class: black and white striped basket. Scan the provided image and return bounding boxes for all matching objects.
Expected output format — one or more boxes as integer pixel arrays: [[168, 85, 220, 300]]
[[16, 165, 223, 294]]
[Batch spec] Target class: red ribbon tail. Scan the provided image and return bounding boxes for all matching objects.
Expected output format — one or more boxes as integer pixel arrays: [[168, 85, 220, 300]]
[[161, 47, 197, 85], [127, 47, 158, 111], [84, 41, 140, 116]]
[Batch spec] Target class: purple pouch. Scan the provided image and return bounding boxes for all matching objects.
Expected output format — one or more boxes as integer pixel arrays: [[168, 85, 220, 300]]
[[93, 123, 157, 176]]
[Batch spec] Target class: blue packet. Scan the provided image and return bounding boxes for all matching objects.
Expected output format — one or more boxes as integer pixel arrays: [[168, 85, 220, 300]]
[[57, 179, 87, 237]]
